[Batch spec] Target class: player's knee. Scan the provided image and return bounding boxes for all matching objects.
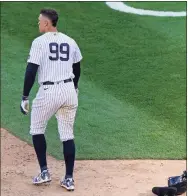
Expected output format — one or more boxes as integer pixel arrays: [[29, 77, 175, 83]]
[[60, 135, 74, 142], [58, 124, 74, 142], [30, 128, 45, 135], [30, 123, 46, 135], [59, 131, 74, 142]]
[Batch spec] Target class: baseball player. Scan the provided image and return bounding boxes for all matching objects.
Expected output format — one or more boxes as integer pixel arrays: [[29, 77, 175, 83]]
[[20, 8, 82, 191]]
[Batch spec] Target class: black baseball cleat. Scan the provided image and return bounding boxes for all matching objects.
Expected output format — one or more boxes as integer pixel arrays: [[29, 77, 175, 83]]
[[152, 186, 177, 196]]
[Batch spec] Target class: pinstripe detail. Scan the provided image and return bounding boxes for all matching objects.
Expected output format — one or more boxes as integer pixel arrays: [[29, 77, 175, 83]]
[[28, 32, 83, 83], [29, 32, 81, 141], [30, 82, 78, 141]]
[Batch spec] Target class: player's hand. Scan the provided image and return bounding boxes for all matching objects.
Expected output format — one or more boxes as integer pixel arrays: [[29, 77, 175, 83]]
[[20, 96, 29, 115]]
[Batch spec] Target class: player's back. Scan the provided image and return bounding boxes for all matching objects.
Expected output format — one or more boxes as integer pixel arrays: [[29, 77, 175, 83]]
[[33, 32, 80, 83]]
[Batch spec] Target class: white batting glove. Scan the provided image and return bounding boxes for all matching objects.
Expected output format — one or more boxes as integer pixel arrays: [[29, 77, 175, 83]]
[[20, 96, 29, 115]]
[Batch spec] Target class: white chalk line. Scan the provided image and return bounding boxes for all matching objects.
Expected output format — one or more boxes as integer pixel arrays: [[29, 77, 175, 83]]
[[106, 2, 186, 17]]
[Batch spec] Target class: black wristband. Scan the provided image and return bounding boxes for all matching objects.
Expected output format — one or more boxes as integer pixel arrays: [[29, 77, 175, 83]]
[[22, 96, 28, 100]]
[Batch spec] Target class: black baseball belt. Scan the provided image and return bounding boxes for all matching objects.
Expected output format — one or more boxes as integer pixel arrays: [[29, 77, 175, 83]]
[[42, 78, 72, 85]]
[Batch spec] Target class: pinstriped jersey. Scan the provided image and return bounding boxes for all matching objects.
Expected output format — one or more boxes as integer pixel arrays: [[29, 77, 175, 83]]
[[27, 32, 83, 84]]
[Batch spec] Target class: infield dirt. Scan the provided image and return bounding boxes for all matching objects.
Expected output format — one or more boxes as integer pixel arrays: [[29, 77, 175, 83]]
[[1, 128, 186, 196]]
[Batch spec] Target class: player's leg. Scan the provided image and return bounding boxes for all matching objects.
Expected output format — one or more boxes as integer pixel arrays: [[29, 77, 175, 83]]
[[30, 86, 59, 184], [55, 87, 78, 191]]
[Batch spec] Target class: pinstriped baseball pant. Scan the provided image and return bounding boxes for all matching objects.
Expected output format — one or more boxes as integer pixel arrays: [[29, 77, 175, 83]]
[[30, 81, 78, 142]]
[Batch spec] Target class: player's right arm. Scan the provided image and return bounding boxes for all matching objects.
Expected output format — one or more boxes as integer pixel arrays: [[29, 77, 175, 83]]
[[20, 39, 42, 115], [23, 38, 42, 97]]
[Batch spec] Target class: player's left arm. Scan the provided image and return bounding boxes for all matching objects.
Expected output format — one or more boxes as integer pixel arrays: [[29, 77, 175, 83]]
[[72, 61, 80, 90], [72, 40, 83, 94], [20, 39, 42, 115]]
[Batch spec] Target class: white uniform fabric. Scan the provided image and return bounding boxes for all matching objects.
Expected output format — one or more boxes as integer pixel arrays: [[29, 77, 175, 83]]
[[28, 32, 82, 84], [28, 32, 82, 141]]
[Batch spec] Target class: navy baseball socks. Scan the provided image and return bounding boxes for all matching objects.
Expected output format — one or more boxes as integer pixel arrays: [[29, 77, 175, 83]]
[[63, 139, 75, 179], [60, 139, 75, 191], [32, 134, 75, 189], [32, 134, 48, 172], [32, 134, 51, 184]]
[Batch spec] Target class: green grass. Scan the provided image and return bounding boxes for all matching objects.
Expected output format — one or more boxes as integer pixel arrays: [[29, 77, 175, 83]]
[[1, 2, 186, 160]]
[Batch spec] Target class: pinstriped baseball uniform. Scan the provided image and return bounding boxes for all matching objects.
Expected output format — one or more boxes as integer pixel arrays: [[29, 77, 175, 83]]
[[28, 32, 82, 141]]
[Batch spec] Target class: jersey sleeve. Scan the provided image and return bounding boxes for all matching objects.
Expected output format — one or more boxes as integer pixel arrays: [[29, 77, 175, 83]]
[[27, 39, 42, 65], [73, 40, 83, 64]]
